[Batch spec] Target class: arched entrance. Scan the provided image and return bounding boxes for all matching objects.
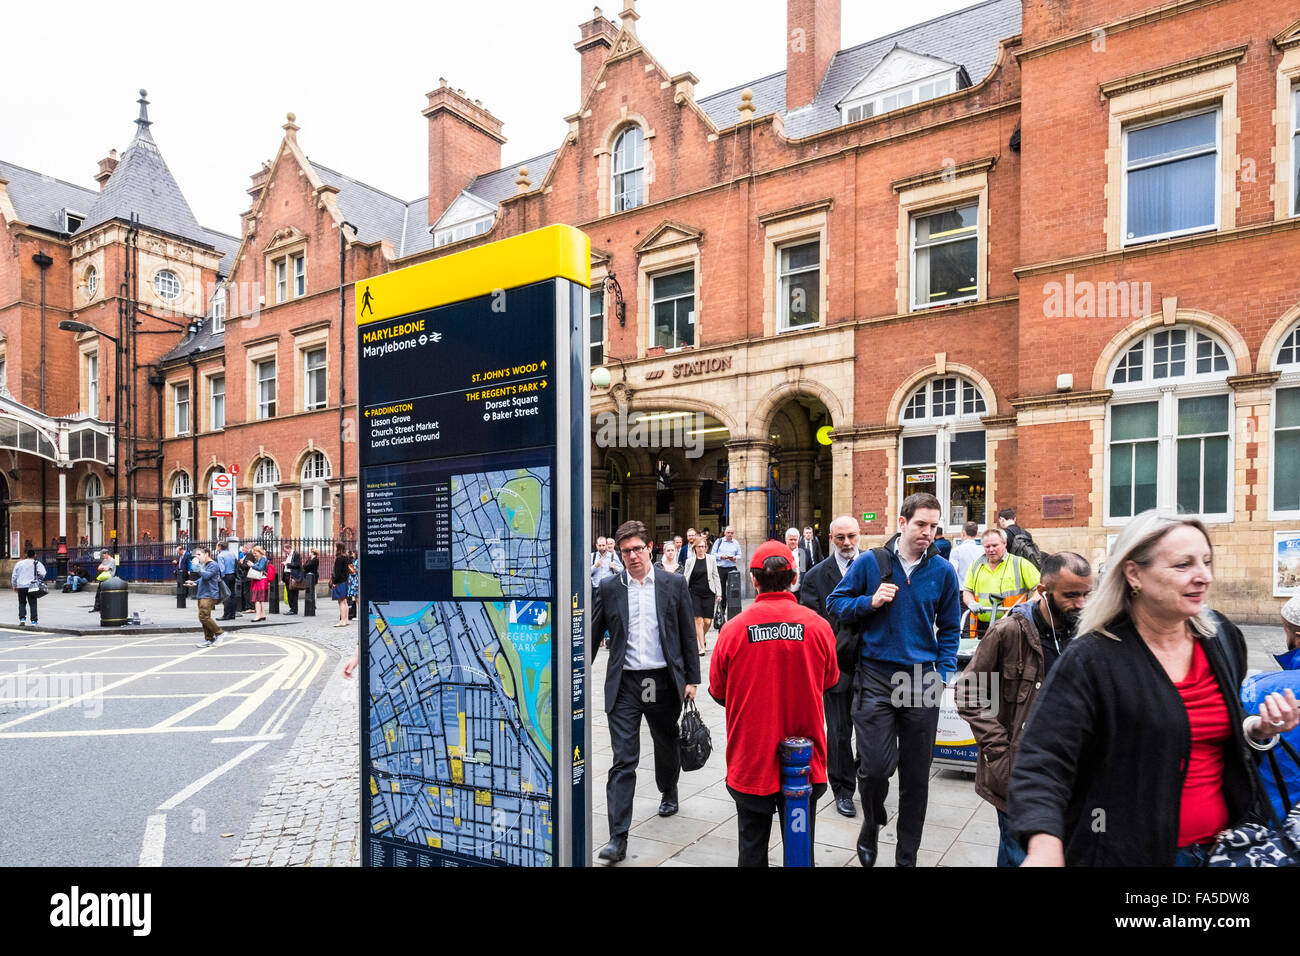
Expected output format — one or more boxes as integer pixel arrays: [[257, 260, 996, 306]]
[[766, 396, 835, 545]]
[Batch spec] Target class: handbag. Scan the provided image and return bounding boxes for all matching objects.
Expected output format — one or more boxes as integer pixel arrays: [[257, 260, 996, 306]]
[[678, 698, 712, 772], [1208, 737, 1300, 867], [712, 597, 727, 631], [219, 578, 232, 601], [246, 567, 265, 581]]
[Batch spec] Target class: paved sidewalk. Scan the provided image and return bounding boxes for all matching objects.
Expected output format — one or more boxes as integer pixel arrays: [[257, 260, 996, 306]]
[[219, 615, 1289, 867], [230, 623, 360, 867], [0, 588, 297, 635]]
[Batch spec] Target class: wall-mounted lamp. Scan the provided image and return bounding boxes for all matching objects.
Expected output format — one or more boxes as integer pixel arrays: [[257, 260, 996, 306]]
[[602, 273, 627, 328]]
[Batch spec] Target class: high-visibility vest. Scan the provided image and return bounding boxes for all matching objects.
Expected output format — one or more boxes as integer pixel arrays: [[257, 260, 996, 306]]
[[968, 555, 1034, 621]]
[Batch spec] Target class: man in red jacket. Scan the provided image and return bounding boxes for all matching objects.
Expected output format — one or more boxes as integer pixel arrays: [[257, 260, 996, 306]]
[[709, 540, 839, 866]]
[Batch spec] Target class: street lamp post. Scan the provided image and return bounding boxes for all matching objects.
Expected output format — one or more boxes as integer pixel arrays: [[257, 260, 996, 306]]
[[59, 320, 121, 551]]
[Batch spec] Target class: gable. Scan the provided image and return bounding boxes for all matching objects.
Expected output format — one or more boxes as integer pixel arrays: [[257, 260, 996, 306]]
[[432, 191, 497, 231], [839, 47, 962, 107], [634, 220, 702, 255]]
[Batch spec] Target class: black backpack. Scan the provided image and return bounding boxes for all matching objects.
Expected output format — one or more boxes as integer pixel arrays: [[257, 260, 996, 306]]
[[1007, 528, 1044, 570]]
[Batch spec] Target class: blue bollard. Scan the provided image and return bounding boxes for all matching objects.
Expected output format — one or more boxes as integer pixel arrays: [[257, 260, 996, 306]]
[[779, 736, 814, 867]]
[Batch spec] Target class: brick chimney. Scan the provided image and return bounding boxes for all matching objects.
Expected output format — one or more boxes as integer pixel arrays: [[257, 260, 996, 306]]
[[786, 0, 840, 112], [94, 149, 119, 190], [575, 7, 619, 103], [424, 80, 507, 225]]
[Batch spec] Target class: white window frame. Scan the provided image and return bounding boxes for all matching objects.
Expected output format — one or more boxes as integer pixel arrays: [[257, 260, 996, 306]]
[[650, 267, 695, 352], [776, 238, 821, 332], [252, 459, 281, 536], [275, 259, 287, 304], [209, 286, 226, 333], [208, 374, 225, 431], [434, 217, 493, 248], [898, 376, 989, 531], [611, 126, 645, 213], [173, 382, 190, 437], [1120, 106, 1221, 246], [304, 348, 327, 411], [300, 452, 332, 539], [256, 359, 276, 420], [86, 266, 98, 299], [589, 285, 605, 367], [910, 203, 979, 311], [293, 254, 306, 298], [154, 270, 181, 301], [1270, 324, 1300, 518], [171, 472, 193, 540], [841, 71, 957, 125], [1103, 326, 1235, 525], [1292, 86, 1300, 219], [86, 353, 98, 414], [84, 474, 104, 546]]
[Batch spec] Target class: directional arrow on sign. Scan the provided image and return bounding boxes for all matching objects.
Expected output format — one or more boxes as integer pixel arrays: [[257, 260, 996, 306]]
[[540, 361, 548, 369]]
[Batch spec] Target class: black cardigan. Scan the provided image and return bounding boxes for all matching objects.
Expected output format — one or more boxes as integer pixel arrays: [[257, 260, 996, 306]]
[[1008, 612, 1262, 866]]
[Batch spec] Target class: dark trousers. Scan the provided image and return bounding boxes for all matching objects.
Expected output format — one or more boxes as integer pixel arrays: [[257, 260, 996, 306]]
[[996, 809, 1027, 867], [853, 665, 940, 866], [729, 783, 827, 867], [220, 574, 238, 619], [91, 580, 102, 611], [606, 667, 682, 840], [17, 589, 38, 622], [824, 686, 857, 799]]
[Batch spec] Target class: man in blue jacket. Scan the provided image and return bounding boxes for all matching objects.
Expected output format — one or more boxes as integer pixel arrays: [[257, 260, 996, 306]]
[[828, 492, 961, 867], [1241, 595, 1300, 817]]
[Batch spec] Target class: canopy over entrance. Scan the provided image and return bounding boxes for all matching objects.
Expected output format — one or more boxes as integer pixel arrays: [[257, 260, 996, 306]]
[[0, 392, 114, 466]]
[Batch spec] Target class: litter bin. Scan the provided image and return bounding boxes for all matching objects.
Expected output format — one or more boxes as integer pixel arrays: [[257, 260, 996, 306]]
[[175, 568, 188, 609], [99, 575, 129, 627]]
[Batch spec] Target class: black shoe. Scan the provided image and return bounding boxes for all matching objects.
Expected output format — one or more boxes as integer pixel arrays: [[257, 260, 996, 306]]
[[597, 836, 627, 863], [658, 791, 679, 817], [836, 795, 857, 817], [856, 821, 880, 867]]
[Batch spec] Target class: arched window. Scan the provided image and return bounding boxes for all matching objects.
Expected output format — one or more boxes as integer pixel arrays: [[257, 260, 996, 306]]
[[611, 127, 645, 213], [1272, 324, 1300, 515], [252, 458, 280, 536], [300, 452, 332, 540], [83, 474, 104, 545], [171, 472, 193, 540], [1106, 325, 1234, 520], [898, 376, 989, 529]]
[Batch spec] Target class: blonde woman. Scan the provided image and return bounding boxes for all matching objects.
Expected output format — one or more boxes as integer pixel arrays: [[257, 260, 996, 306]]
[[683, 538, 721, 656], [1010, 510, 1299, 867], [659, 542, 681, 575], [246, 545, 270, 622]]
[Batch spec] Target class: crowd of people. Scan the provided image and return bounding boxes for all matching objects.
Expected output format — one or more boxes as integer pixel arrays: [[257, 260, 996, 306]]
[[592, 497, 1300, 868]]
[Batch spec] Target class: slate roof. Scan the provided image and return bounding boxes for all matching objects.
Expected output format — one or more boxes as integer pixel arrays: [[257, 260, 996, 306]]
[[697, 0, 1021, 138], [465, 150, 559, 206], [158, 318, 224, 365], [310, 162, 414, 254], [0, 160, 98, 235], [82, 105, 210, 247]]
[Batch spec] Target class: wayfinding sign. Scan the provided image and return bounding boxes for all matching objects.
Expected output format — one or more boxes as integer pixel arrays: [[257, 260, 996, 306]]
[[210, 472, 235, 518], [358, 225, 591, 867]]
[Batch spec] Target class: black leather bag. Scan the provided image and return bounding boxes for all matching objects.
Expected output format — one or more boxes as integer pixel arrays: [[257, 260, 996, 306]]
[[712, 597, 726, 631], [678, 698, 712, 772]]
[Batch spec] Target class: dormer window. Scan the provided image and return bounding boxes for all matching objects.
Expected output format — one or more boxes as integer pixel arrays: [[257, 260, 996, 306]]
[[208, 286, 226, 333], [63, 209, 85, 233], [842, 73, 957, 124], [837, 48, 965, 126], [434, 216, 493, 248], [430, 191, 497, 249]]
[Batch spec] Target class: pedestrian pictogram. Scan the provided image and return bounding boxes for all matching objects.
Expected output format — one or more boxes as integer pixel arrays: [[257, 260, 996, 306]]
[[361, 286, 374, 317]]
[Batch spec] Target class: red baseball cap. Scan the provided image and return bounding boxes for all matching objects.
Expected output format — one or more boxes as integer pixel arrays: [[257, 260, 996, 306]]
[[750, 539, 794, 570]]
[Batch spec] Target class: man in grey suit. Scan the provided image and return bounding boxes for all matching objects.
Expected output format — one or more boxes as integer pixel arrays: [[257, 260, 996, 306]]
[[591, 519, 700, 864], [799, 515, 864, 818]]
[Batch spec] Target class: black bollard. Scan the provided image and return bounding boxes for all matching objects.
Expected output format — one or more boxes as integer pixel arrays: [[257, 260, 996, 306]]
[[304, 571, 317, 617], [176, 569, 187, 609], [269, 570, 281, 614]]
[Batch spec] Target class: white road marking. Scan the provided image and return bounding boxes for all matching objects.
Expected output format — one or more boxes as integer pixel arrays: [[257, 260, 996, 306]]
[[157, 742, 269, 811], [139, 814, 167, 867]]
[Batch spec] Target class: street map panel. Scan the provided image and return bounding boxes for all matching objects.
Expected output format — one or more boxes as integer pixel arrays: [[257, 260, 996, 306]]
[[450, 468, 552, 598], [368, 599, 553, 866]]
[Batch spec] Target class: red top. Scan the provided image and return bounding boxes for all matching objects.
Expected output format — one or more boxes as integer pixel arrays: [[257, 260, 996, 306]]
[[708, 592, 838, 795], [1175, 640, 1232, 846]]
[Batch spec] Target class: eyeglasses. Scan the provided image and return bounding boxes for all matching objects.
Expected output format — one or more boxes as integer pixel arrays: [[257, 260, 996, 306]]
[[619, 545, 647, 556]]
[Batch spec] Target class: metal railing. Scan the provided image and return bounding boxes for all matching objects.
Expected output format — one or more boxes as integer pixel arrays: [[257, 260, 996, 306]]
[[36, 536, 348, 582]]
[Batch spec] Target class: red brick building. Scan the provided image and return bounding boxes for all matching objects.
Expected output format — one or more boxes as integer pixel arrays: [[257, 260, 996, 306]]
[[7, 1, 1300, 619]]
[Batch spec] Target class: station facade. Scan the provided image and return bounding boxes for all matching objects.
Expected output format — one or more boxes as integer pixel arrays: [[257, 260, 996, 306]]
[[3, 0, 1300, 619]]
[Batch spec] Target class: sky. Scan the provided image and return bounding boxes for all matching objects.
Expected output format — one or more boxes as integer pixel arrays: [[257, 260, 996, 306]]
[[0, 0, 979, 237]]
